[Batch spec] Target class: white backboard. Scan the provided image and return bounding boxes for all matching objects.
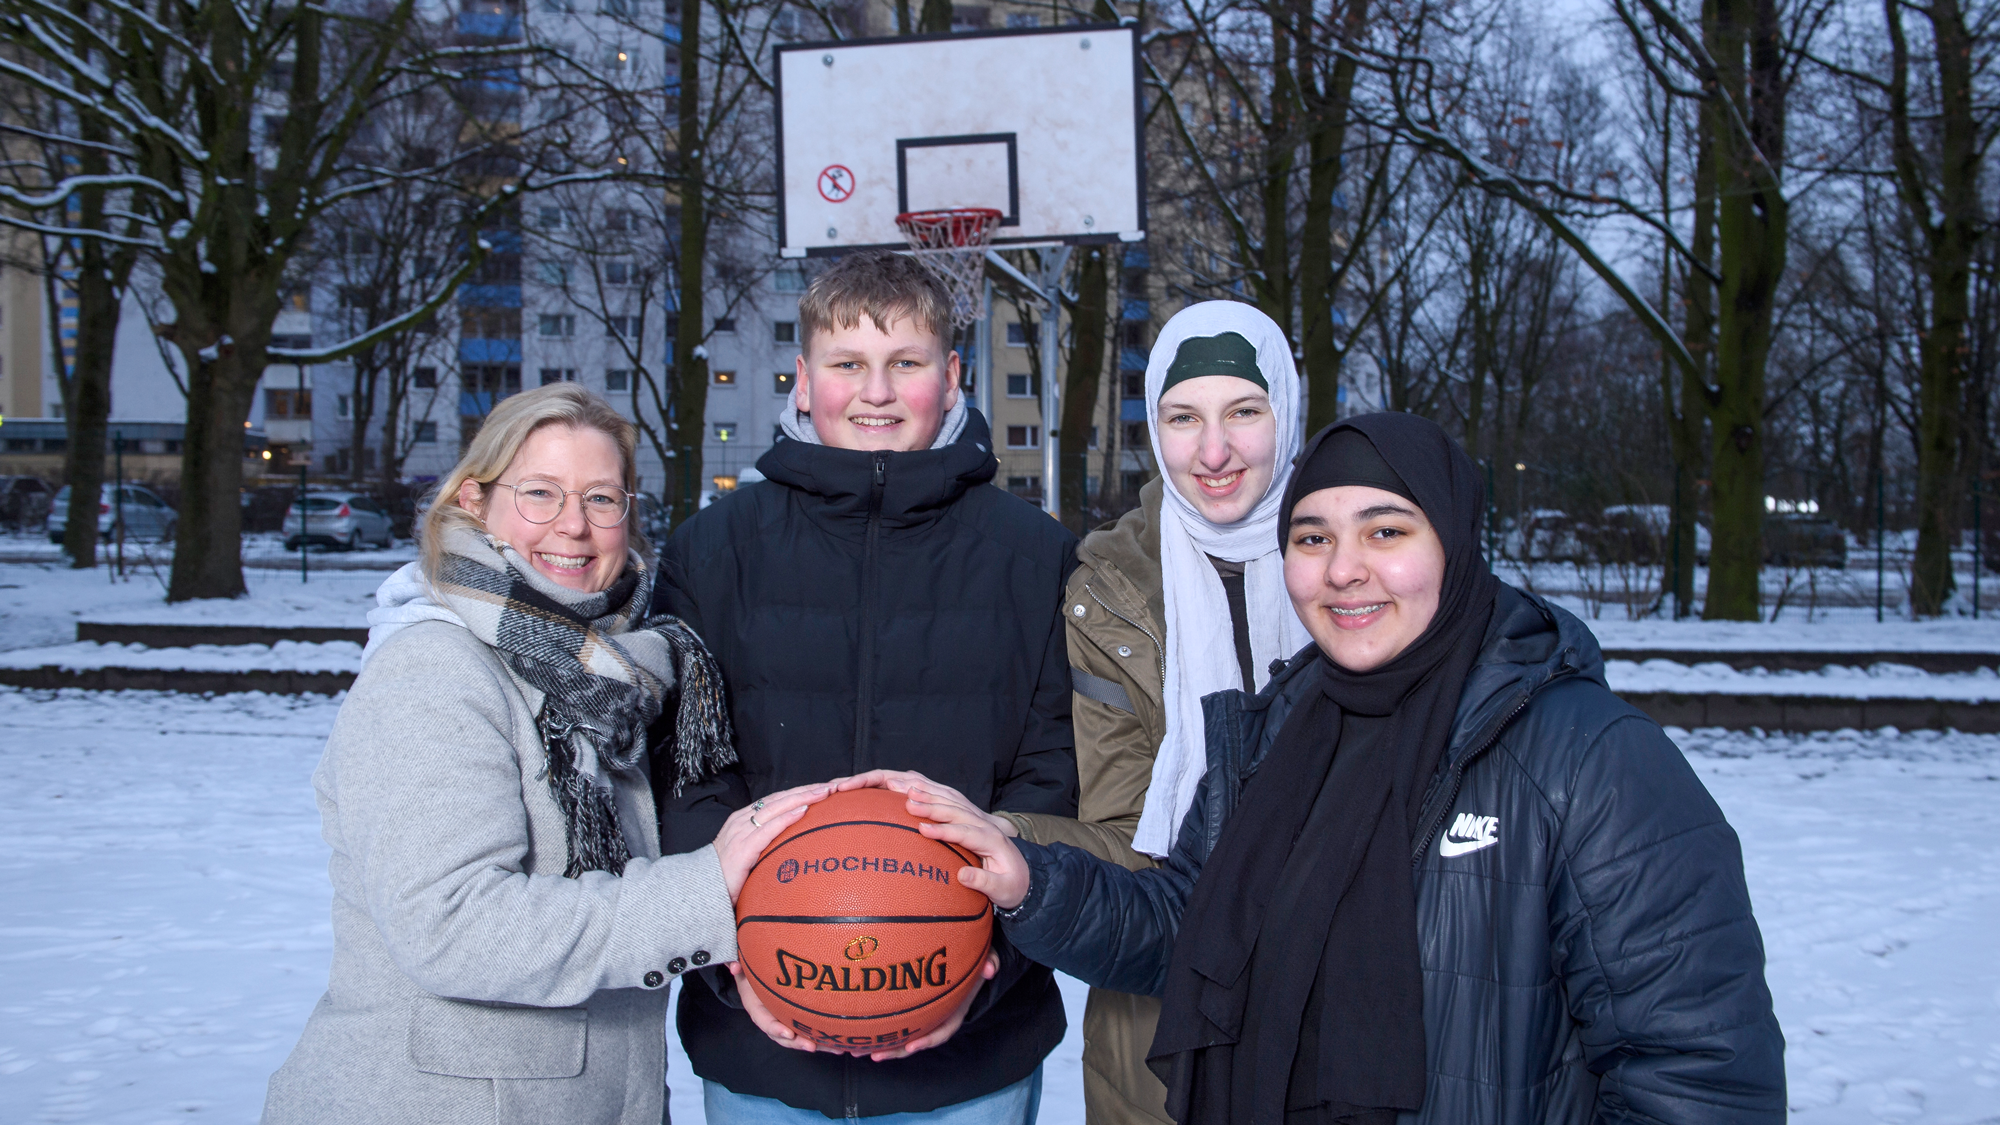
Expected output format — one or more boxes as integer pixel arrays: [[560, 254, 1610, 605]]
[[775, 25, 1145, 258]]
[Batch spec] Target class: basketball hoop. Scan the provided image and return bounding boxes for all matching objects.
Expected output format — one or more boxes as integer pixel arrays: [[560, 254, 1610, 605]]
[[895, 207, 1003, 328]]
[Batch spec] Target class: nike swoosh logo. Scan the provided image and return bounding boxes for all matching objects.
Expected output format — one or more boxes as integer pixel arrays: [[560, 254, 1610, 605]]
[[1438, 835, 1498, 857]]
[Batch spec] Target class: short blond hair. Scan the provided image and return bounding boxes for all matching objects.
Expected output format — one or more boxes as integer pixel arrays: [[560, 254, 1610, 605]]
[[422, 383, 646, 579], [797, 250, 953, 354]]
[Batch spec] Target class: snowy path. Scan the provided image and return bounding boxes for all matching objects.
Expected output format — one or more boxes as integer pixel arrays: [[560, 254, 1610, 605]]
[[1, 690, 1997, 1123]]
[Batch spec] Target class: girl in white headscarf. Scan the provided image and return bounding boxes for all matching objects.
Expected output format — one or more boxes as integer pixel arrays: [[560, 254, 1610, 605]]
[[993, 300, 1308, 1125]]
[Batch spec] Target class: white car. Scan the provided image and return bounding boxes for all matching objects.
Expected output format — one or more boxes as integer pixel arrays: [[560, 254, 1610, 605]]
[[47, 482, 177, 543], [283, 491, 396, 550]]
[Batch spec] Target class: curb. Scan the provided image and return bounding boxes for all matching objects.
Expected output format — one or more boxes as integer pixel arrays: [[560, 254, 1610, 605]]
[[1603, 649, 2000, 674], [1619, 691, 2000, 734], [0, 665, 354, 695]]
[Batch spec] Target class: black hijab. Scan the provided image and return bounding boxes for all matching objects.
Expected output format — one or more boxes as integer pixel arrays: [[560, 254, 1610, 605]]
[[1148, 413, 1500, 1125]]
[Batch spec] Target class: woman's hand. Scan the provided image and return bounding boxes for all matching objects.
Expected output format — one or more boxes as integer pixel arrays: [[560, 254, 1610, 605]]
[[906, 785, 1031, 911], [865, 949, 1000, 1061], [713, 782, 830, 901], [729, 962, 817, 1053], [839, 769, 1019, 838]]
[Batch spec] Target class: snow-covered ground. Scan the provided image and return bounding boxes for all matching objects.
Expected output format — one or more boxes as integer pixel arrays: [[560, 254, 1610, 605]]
[[0, 564, 380, 654], [1607, 659, 2000, 700], [2, 688, 1997, 1123]]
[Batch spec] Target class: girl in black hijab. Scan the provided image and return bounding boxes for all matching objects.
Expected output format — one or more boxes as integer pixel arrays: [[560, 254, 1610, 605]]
[[906, 414, 1784, 1125]]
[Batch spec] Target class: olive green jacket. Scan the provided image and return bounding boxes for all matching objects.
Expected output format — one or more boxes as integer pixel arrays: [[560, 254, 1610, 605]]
[[1002, 478, 1172, 1125]]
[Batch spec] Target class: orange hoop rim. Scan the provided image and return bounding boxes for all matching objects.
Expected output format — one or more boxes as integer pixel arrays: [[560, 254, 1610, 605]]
[[894, 207, 1004, 250]]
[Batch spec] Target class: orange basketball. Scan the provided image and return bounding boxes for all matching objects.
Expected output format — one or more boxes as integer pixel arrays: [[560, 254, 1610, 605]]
[[734, 787, 993, 1053]]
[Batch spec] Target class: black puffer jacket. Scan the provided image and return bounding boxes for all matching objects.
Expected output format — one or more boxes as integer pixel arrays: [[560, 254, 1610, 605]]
[[654, 411, 1079, 1118], [1002, 585, 1785, 1123]]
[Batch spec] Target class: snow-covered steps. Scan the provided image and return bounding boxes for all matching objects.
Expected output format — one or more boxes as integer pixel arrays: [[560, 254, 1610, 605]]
[[1609, 659, 2000, 733], [0, 640, 359, 695], [1601, 647, 2000, 674], [75, 621, 368, 648]]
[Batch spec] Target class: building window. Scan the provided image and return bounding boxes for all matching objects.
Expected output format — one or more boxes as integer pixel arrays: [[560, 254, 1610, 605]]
[[413, 366, 438, 389], [537, 206, 563, 230], [336, 394, 352, 419], [606, 368, 631, 391], [713, 316, 737, 334], [539, 314, 576, 337], [773, 320, 797, 344], [605, 209, 630, 232], [1005, 475, 1041, 498], [1005, 372, 1037, 398], [1122, 371, 1144, 397], [537, 261, 568, 285], [713, 421, 738, 442], [413, 421, 439, 443], [774, 370, 795, 394], [1088, 425, 1099, 450], [1122, 421, 1148, 448], [540, 367, 577, 385], [712, 369, 736, 385], [607, 315, 637, 337], [1122, 321, 1148, 348], [1005, 12, 1038, 27], [774, 266, 807, 292], [1006, 425, 1040, 449], [462, 308, 522, 339], [605, 261, 633, 285], [1005, 322, 1029, 346], [337, 286, 369, 310], [282, 285, 311, 312], [265, 388, 313, 418]]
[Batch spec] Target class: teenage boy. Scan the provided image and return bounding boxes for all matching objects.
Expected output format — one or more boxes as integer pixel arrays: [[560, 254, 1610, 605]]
[[654, 250, 1079, 1123]]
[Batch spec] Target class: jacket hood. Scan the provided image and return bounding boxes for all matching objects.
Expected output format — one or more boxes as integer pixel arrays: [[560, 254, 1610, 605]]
[[1444, 585, 1605, 763], [754, 408, 1000, 533]]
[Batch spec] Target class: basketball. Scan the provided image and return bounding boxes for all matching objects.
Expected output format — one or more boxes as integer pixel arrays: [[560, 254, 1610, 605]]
[[734, 787, 993, 1053]]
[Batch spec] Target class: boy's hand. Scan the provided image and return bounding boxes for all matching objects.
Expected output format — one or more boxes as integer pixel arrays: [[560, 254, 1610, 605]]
[[840, 769, 1019, 838], [865, 950, 1000, 1061], [729, 962, 817, 1053], [908, 790, 1031, 911]]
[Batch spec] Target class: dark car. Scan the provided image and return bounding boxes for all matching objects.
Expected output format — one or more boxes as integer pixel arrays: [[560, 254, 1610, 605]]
[[0, 476, 53, 530], [241, 485, 298, 533], [1765, 514, 1848, 569]]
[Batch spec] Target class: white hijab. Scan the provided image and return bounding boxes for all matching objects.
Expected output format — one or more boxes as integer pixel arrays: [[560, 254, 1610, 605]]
[[1132, 302, 1311, 858]]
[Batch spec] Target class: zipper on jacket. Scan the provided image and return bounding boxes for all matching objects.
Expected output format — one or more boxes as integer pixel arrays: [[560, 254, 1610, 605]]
[[843, 1055, 860, 1122], [1409, 686, 1537, 867], [1084, 583, 1166, 694], [852, 452, 888, 771]]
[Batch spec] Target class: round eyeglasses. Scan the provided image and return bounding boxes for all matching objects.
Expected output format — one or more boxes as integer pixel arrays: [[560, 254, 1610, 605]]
[[492, 479, 632, 528]]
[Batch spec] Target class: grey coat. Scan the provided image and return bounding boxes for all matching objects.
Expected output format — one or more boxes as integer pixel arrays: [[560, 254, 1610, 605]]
[[263, 619, 737, 1125]]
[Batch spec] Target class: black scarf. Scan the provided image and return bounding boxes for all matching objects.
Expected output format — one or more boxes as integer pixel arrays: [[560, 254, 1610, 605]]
[[432, 530, 736, 877], [1149, 413, 1499, 1125]]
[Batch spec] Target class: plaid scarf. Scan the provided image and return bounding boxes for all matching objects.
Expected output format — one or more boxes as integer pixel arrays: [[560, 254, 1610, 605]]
[[431, 529, 735, 877]]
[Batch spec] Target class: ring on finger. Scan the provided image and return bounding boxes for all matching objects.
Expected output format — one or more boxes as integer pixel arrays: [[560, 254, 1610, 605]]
[[750, 813, 762, 828], [753, 798, 766, 812]]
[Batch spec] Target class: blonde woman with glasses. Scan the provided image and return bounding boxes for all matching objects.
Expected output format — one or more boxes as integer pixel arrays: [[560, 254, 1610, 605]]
[[263, 384, 826, 1125]]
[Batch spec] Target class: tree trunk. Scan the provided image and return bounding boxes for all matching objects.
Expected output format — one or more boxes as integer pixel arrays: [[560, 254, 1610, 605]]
[[1299, 0, 1366, 435], [670, 0, 708, 527], [1700, 0, 1787, 621], [168, 342, 265, 601], [1258, 6, 1296, 338], [1060, 246, 1110, 533], [52, 263, 119, 569], [917, 0, 951, 34], [1662, 99, 1716, 615], [1894, 0, 1981, 615]]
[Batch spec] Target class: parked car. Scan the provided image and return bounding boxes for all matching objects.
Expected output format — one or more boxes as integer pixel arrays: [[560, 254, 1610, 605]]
[[47, 482, 177, 543], [1595, 504, 1712, 566], [1764, 514, 1848, 569], [240, 485, 298, 533], [1504, 509, 1589, 562], [0, 476, 53, 530], [283, 490, 395, 550]]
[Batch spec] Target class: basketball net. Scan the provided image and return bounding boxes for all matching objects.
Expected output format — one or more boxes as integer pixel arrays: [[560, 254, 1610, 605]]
[[894, 207, 1002, 328]]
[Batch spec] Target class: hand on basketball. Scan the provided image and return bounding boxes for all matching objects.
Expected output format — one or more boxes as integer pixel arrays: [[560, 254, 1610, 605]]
[[838, 769, 1019, 838], [729, 961, 818, 1053], [862, 948, 1000, 1061], [909, 803, 1032, 911], [713, 782, 831, 902]]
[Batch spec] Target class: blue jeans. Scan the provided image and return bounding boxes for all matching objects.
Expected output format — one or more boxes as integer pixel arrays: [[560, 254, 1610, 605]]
[[701, 1065, 1043, 1125]]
